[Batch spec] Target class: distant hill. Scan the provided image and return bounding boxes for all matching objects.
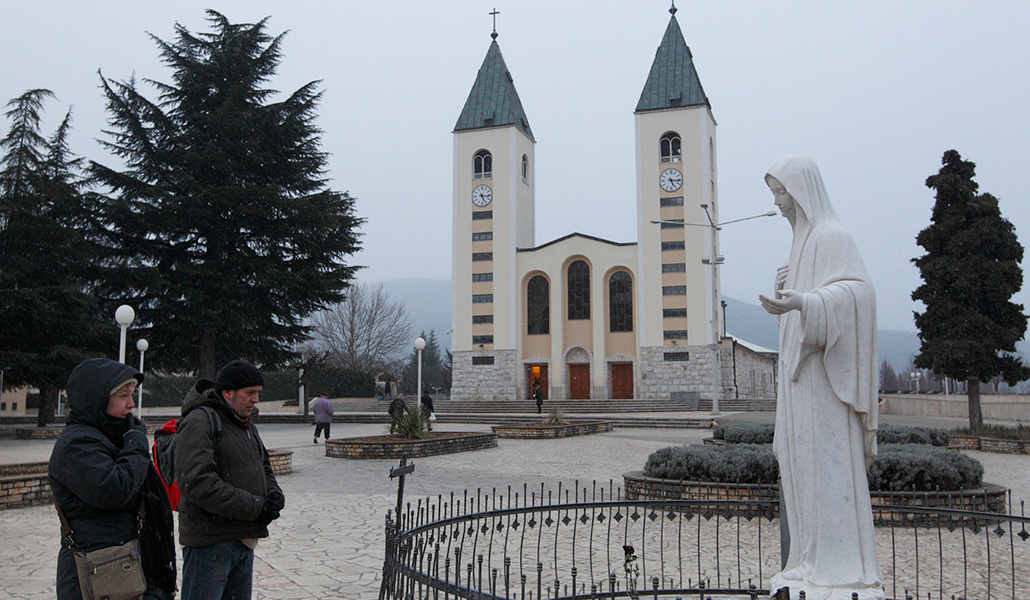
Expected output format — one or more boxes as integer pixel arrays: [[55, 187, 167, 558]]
[[375, 278, 1007, 371]]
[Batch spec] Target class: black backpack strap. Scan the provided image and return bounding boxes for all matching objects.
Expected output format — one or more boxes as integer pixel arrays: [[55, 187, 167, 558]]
[[198, 405, 222, 442]]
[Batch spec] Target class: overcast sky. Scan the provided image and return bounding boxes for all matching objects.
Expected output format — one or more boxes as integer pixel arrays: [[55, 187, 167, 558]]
[[4, 1, 1029, 332]]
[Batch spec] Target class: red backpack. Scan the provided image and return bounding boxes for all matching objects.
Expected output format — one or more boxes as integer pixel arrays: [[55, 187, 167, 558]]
[[151, 406, 221, 511]]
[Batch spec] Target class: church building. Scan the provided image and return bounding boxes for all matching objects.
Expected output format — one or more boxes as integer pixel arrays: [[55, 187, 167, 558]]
[[450, 7, 775, 404]]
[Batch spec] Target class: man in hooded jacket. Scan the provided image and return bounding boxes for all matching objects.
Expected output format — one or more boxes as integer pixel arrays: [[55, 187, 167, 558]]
[[48, 358, 177, 600], [174, 359, 284, 599]]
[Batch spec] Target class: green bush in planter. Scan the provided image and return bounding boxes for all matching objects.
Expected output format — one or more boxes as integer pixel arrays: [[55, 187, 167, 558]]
[[644, 443, 983, 492], [876, 424, 950, 446], [867, 444, 982, 491], [644, 444, 779, 484], [710, 424, 775, 444]]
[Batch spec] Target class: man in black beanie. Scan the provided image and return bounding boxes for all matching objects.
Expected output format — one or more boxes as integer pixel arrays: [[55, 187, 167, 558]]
[[174, 359, 284, 599]]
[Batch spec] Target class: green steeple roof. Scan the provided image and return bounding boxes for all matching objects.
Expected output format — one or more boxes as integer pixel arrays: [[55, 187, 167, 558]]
[[455, 40, 534, 140], [635, 14, 710, 113]]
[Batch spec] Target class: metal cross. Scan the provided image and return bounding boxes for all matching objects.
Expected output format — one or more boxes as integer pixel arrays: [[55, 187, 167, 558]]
[[670, 0, 678, 16], [390, 455, 415, 527], [490, 8, 500, 39]]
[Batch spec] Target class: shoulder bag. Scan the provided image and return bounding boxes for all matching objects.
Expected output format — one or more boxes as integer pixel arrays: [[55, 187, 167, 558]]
[[55, 501, 147, 600]]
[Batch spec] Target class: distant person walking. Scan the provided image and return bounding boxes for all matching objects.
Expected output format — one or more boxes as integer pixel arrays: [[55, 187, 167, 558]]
[[534, 385, 544, 414], [388, 396, 409, 434], [312, 394, 334, 443], [420, 391, 434, 432]]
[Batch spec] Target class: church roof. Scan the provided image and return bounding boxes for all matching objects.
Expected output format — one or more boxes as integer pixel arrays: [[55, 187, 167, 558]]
[[454, 40, 534, 140], [635, 14, 710, 113]]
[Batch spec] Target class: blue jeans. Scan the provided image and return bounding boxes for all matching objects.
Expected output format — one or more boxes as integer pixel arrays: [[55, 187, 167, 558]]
[[181, 541, 254, 600]]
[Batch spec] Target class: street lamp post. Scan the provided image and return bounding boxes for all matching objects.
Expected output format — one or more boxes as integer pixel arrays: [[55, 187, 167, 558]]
[[136, 339, 148, 415], [115, 305, 135, 364], [651, 209, 776, 417], [910, 371, 920, 394], [414, 337, 426, 404]]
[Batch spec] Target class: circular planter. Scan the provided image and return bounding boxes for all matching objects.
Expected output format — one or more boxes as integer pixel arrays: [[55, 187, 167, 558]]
[[623, 471, 1008, 523], [491, 421, 613, 439], [268, 449, 293, 475], [325, 432, 498, 459]]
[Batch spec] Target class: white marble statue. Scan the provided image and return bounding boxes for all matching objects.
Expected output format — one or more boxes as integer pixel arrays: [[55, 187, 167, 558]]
[[758, 156, 885, 600]]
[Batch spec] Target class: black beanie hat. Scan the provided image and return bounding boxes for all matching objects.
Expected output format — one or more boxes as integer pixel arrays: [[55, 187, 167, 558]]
[[215, 359, 264, 392]]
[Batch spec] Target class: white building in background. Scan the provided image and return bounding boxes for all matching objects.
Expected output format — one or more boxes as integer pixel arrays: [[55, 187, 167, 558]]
[[450, 7, 774, 403]]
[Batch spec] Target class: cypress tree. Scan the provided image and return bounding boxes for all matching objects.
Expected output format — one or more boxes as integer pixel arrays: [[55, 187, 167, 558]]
[[912, 149, 1029, 429], [91, 12, 363, 377], [0, 89, 105, 425]]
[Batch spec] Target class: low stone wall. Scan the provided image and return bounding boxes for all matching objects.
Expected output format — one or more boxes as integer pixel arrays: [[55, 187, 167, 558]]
[[950, 435, 1030, 454], [268, 449, 293, 475], [879, 393, 1030, 422], [15, 426, 63, 439], [491, 421, 613, 439], [326, 433, 498, 459], [623, 471, 1007, 521], [0, 463, 52, 510]]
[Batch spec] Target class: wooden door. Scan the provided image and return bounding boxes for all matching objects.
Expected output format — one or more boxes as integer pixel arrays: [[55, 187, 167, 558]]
[[611, 363, 633, 399], [526, 365, 549, 400], [569, 364, 590, 399]]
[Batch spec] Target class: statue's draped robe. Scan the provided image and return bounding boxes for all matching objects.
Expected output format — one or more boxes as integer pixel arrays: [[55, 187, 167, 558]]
[[767, 156, 884, 600]]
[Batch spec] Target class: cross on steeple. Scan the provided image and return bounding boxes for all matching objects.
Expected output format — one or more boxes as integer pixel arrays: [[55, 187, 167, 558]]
[[670, 0, 678, 16], [490, 7, 500, 39]]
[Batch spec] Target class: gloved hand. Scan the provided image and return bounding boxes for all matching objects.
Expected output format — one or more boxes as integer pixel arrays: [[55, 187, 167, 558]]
[[266, 490, 285, 512], [258, 491, 285, 525], [123, 415, 149, 448], [127, 414, 149, 436]]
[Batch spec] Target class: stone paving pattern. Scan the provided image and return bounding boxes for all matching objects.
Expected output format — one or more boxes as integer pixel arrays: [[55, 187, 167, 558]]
[[1, 411, 1028, 599]]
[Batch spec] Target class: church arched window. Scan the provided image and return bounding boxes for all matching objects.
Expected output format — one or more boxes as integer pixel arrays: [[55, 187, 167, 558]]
[[474, 150, 492, 179], [527, 275, 549, 335], [567, 260, 590, 320], [608, 271, 633, 332], [660, 132, 681, 163]]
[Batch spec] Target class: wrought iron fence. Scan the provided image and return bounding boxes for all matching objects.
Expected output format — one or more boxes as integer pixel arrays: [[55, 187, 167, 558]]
[[379, 477, 1030, 600]]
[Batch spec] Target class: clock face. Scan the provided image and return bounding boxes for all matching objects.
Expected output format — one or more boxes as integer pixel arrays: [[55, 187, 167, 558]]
[[472, 184, 493, 207], [659, 168, 683, 192]]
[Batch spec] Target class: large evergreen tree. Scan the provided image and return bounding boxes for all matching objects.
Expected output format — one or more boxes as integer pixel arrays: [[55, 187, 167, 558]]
[[0, 89, 106, 425], [91, 12, 363, 377], [912, 149, 1029, 429]]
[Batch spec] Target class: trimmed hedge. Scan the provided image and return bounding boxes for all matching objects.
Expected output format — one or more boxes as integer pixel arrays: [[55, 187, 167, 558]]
[[644, 444, 779, 485], [877, 424, 950, 446], [711, 424, 949, 447], [142, 368, 376, 407], [867, 444, 983, 491], [644, 443, 983, 492]]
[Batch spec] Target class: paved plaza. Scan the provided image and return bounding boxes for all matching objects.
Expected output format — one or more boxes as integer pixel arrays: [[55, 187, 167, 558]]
[[1, 413, 1028, 599]]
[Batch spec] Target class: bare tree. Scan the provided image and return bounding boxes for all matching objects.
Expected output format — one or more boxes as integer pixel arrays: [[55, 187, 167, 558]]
[[311, 282, 412, 373]]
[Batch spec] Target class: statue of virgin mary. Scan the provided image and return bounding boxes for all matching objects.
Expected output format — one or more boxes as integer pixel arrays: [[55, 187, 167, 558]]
[[758, 156, 885, 600]]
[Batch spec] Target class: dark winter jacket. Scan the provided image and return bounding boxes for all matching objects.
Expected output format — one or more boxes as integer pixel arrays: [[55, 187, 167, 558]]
[[48, 358, 176, 600], [174, 379, 282, 547]]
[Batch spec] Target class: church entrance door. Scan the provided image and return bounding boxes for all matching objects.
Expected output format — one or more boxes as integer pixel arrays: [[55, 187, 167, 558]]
[[610, 363, 633, 399], [568, 364, 590, 399], [525, 364, 548, 400]]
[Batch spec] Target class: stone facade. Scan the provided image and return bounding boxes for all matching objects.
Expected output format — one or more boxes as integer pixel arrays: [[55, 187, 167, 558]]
[[722, 338, 777, 400], [451, 350, 518, 401], [637, 344, 721, 401]]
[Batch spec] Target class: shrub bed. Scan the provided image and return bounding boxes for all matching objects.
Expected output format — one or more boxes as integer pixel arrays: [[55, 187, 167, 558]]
[[710, 424, 950, 447], [954, 423, 1030, 441], [643, 443, 983, 492]]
